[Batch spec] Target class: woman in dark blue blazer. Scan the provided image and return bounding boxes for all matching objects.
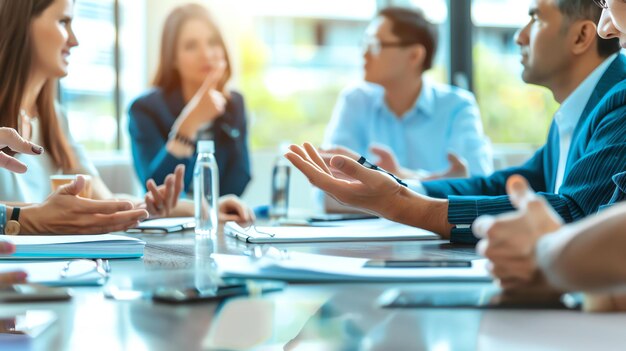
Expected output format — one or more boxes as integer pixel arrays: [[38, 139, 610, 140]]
[[129, 4, 250, 197]]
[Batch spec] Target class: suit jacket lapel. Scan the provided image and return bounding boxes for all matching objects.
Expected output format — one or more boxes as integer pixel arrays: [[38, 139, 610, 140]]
[[575, 55, 626, 135], [566, 55, 626, 174]]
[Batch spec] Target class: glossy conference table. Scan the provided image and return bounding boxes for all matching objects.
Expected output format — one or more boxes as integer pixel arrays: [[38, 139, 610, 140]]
[[1, 227, 625, 351]]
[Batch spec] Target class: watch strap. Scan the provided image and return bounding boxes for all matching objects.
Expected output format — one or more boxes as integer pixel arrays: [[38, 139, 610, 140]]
[[10, 207, 20, 221], [0, 204, 6, 235], [5, 207, 21, 236]]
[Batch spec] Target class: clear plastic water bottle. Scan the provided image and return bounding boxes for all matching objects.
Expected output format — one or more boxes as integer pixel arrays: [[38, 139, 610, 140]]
[[194, 234, 219, 294], [270, 152, 291, 220], [194, 140, 219, 236]]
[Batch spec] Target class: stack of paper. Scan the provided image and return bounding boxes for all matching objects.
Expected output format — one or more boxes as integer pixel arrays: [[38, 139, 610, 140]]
[[0, 234, 145, 259], [224, 218, 439, 244], [213, 252, 491, 283], [0, 311, 57, 339], [126, 217, 195, 233], [0, 261, 107, 286]]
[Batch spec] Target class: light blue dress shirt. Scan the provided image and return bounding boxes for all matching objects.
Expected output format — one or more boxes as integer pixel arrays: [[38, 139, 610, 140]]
[[553, 53, 617, 192], [323, 79, 493, 176]]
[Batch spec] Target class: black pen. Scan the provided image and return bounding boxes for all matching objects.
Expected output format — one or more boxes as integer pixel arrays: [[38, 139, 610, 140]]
[[357, 156, 408, 187], [363, 259, 472, 268]]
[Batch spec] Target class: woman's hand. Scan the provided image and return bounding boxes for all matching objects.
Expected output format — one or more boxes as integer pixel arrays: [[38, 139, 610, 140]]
[[20, 175, 149, 234], [218, 195, 254, 225], [0, 240, 27, 284], [144, 164, 185, 218], [175, 62, 227, 137], [0, 127, 44, 173]]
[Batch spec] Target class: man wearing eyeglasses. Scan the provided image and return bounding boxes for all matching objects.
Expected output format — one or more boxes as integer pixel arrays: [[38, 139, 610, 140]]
[[288, 0, 626, 245], [322, 7, 493, 184]]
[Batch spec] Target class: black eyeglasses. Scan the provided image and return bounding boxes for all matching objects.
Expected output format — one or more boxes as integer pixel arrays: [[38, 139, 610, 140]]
[[594, 0, 608, 9], [361, 37, 420, 56]]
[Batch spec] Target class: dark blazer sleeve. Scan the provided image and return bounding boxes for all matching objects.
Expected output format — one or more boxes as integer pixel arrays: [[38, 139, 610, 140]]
[[214, 92, 251, 196], [129, 91, 252, 197], [128, 93, 193, 192], [427, 91, 626, 244]]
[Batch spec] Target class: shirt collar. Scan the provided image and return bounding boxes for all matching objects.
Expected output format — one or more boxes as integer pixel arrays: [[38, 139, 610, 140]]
[[613, 171, 626, 194], [555, 53, 618, 132], [415, 77, 435, 117], [375, 78, 435, 120]]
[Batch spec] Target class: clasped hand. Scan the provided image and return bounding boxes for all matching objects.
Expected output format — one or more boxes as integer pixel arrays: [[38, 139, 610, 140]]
[[473, 175, 563, 291]]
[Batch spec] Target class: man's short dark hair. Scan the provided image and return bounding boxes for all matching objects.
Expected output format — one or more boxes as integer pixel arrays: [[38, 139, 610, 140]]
[[378, 7, 438, 71], [557, 0, 620, 57]]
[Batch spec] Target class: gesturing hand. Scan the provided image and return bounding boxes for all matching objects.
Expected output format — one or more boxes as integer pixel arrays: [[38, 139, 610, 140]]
[[473, 175, 563, 290], [422, 153, 469, 180], [144, 164, 185, 218], [218, 195, 255, 225], [369, 144, 401, 175], [286, 142, 405, 219], [177, 61, 227, 134], [0, 127, 44, 173], [21, 175, 149, 234]]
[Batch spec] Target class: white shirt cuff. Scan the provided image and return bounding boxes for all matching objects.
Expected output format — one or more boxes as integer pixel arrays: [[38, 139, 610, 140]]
[[405, 179, 427, 195]]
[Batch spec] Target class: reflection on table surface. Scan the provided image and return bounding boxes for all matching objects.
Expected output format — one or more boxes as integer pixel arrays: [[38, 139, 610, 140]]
[[0, 229, 625, 351]]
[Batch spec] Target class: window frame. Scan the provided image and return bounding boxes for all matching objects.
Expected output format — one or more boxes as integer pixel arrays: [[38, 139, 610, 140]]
[[62, 0, 475, 151]]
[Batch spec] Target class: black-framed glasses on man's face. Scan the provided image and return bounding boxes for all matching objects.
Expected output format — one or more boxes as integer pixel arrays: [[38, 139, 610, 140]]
[[361, 37, 419, 56], [594, 0, 608, 9]]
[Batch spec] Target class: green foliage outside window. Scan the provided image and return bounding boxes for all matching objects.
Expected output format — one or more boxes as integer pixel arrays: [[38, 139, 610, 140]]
[[238, 35, 345, 150], [474, 44, 558, 146], [238, 38, 559, 150]]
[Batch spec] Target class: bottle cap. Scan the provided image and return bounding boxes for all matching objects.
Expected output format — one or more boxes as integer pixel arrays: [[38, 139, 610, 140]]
[[197, 140, 215, 153]]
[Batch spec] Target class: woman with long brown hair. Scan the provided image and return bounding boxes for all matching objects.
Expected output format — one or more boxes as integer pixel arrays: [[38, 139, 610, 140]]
[[0, 0, 254, 233], [129, 3, 251, 199]]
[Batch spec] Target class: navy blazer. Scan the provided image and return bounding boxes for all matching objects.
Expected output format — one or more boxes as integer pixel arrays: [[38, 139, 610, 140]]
[[423, 55, 626, 243], [128, 88, 251, 197]]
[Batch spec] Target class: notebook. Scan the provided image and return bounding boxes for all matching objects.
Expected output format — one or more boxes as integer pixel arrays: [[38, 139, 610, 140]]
[[126, 217, 195, 233], [224, 218, 439, 243], [0, 311, 58, 339], [213, 251, 491, 283], [0, 234, 145, 259], [0, 261, 108, 286]]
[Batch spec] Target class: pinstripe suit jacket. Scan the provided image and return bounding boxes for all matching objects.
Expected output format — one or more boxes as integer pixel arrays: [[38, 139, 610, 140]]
[[423, 55, 626, 243]]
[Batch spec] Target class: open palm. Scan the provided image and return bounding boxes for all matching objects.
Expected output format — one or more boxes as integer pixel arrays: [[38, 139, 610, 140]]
[[285, 142, 403, 218]]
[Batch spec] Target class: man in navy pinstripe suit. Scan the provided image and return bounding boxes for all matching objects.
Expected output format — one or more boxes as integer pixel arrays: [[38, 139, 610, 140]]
[[470, 0, 626, 311], [286, 0, 626, 244]]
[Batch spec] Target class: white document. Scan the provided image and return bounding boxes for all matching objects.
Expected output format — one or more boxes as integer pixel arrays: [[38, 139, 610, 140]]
[[0, 261, 106, 286], [126, 217, 195, 233], [0, 310, 57, 339], [224, 218, 439, 244], [214, 252, 491, 282], [0, 234, 145, 259]]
